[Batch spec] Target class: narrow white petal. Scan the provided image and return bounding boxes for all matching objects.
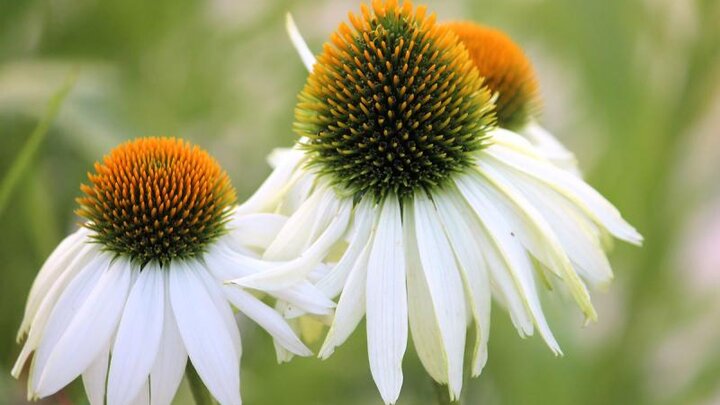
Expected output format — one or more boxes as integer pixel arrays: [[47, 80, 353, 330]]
[[483, 140, 642, 244], [474, 162, 596, 320], [169, 263, 240, 405], [19, 228, 89, 340], [413, 195, 467, 399], [285, 13, 316, 72], [316, 197, 375, 298], [264, 188, 338, 260], [456, 175, 562, 354], [366, 197, 407, 405], [519, 122, 580, 176], [271, 281, 336, 316], [150, 274, 188, 405], [35, 257, 134, 397], [193, 262, 242, 357], [434, 190, 492, 376], [225, 286, 310, 356], [230, 199, 352, 292], [227, 213, 288, 250], [14, 244, 99, 379], [404, 203, 447, 384], [82, 343, 110, 405], [319, 237, 371, 359], [107, 265, 165, 405], [130, 381, 149, 405], [234, 148, 306, 215]]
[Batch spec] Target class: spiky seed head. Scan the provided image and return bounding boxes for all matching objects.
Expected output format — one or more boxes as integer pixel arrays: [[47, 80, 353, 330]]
[[76, 137, 236, 266], [444, 22, 539, 130], [294, 0, 496, 201]]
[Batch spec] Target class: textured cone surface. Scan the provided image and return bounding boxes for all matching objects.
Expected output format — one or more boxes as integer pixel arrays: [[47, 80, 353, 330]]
[[76, 137, 236, 265], [444, 22, 539, 130], [295, 0, 496, 200]]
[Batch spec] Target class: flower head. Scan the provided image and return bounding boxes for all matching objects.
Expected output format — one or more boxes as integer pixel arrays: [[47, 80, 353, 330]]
[[14, 137, 332, 405], [443, 22, 539, 130], [294, 0, 495, 200]]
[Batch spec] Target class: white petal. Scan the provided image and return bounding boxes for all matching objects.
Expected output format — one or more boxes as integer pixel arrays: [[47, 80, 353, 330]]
[[404, 203, 447, 384], [225, 287, 311, 356], [107, 265, 165, 405], [13, 243, 99, 379], [35, 257, 134, 397], [434, 190, 492, 376], [169, 263, 240, 405], [316, 197, 375, 298], [234, 148, 306, 215], [483, 139, 642, 244], [319, 237, 372, 359], [82, 342, 110, 405], [285, 13, 316, 72], [19, 228, 89, 340], [150, 275, 188, 405], [130, 381, 149, 405], [413, 194, 467, 399], [474, 162, 596, 320], [271, 281, 336, 316], [227, 213, 288, 250], [519, 122, 580, 176], [366, 197, 407, 405], [456, 175, 562, 354], [230, 198, 352, 292]]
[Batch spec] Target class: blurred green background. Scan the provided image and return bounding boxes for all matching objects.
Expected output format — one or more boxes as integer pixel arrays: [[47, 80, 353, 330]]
[[1, 0, 719, 404]]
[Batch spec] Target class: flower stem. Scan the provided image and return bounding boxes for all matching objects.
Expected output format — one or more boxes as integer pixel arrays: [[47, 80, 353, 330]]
[[186, 364, 216, 405], [433, 381, 461, 405]]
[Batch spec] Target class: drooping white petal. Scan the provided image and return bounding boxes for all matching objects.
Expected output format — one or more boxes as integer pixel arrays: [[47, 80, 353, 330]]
[[319, 236, 372, 359], [130, 380, 149, 405], [107, 264, 165, 405], [193, 262, 242, 358], [285, 13, 316, 72], [13, 243, 99, 379], [456, 175, 562, 354], [494, 165, 613, 287], [150, 275, 188, 405], [316, 197, 375, 298], [366, 196, 407, 405], [227, 213, 288, 250], [272, 281, 336, 316], [474, 162, 596, 320], [82, 342, 110, 405], [413, 194, 467, 399], [433, 190, 492, 376], [169, 263, 240, 405], [225, 286, 311, 356], [519, 122, 580, 176], [35, 257, 134, 397], [229, 198, 352, 291], [483, 136, 642, 244], [404, 201, 448, 384], [234, 148, 306, 215], [18, 228, 89, 340]]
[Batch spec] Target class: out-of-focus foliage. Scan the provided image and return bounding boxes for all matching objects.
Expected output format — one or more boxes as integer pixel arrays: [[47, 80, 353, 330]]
[[1, 0, 719, 404]]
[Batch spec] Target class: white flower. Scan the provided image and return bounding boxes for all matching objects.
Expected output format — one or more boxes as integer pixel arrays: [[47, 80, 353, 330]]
[[232, 2, 642, 404], [12, 137, 332, 405]]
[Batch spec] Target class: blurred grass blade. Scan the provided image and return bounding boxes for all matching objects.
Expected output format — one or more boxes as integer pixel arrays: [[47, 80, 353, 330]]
[[0, 69, 78, 218]]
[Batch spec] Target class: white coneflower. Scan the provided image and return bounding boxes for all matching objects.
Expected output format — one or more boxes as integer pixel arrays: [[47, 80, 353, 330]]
[[287, 12, 580, 175], [12, 137, 332, 405], [232, 1, 641, 403]]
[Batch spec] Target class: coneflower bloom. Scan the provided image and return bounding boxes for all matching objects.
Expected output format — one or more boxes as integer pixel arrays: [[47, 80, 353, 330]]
[[12, 137, 332, 405], [232, 1, 641, 403], [443, 21, 580, 174], [287, 13, 579, 175]]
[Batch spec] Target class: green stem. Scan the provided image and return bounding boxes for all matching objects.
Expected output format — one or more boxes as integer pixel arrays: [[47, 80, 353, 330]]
[[433, 380, 460, 405], [186, 364, 217, 405]]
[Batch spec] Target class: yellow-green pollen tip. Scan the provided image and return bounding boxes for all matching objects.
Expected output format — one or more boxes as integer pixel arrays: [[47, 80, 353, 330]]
[[294, 0, 496, 201], [76, 137, 237, 266]]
